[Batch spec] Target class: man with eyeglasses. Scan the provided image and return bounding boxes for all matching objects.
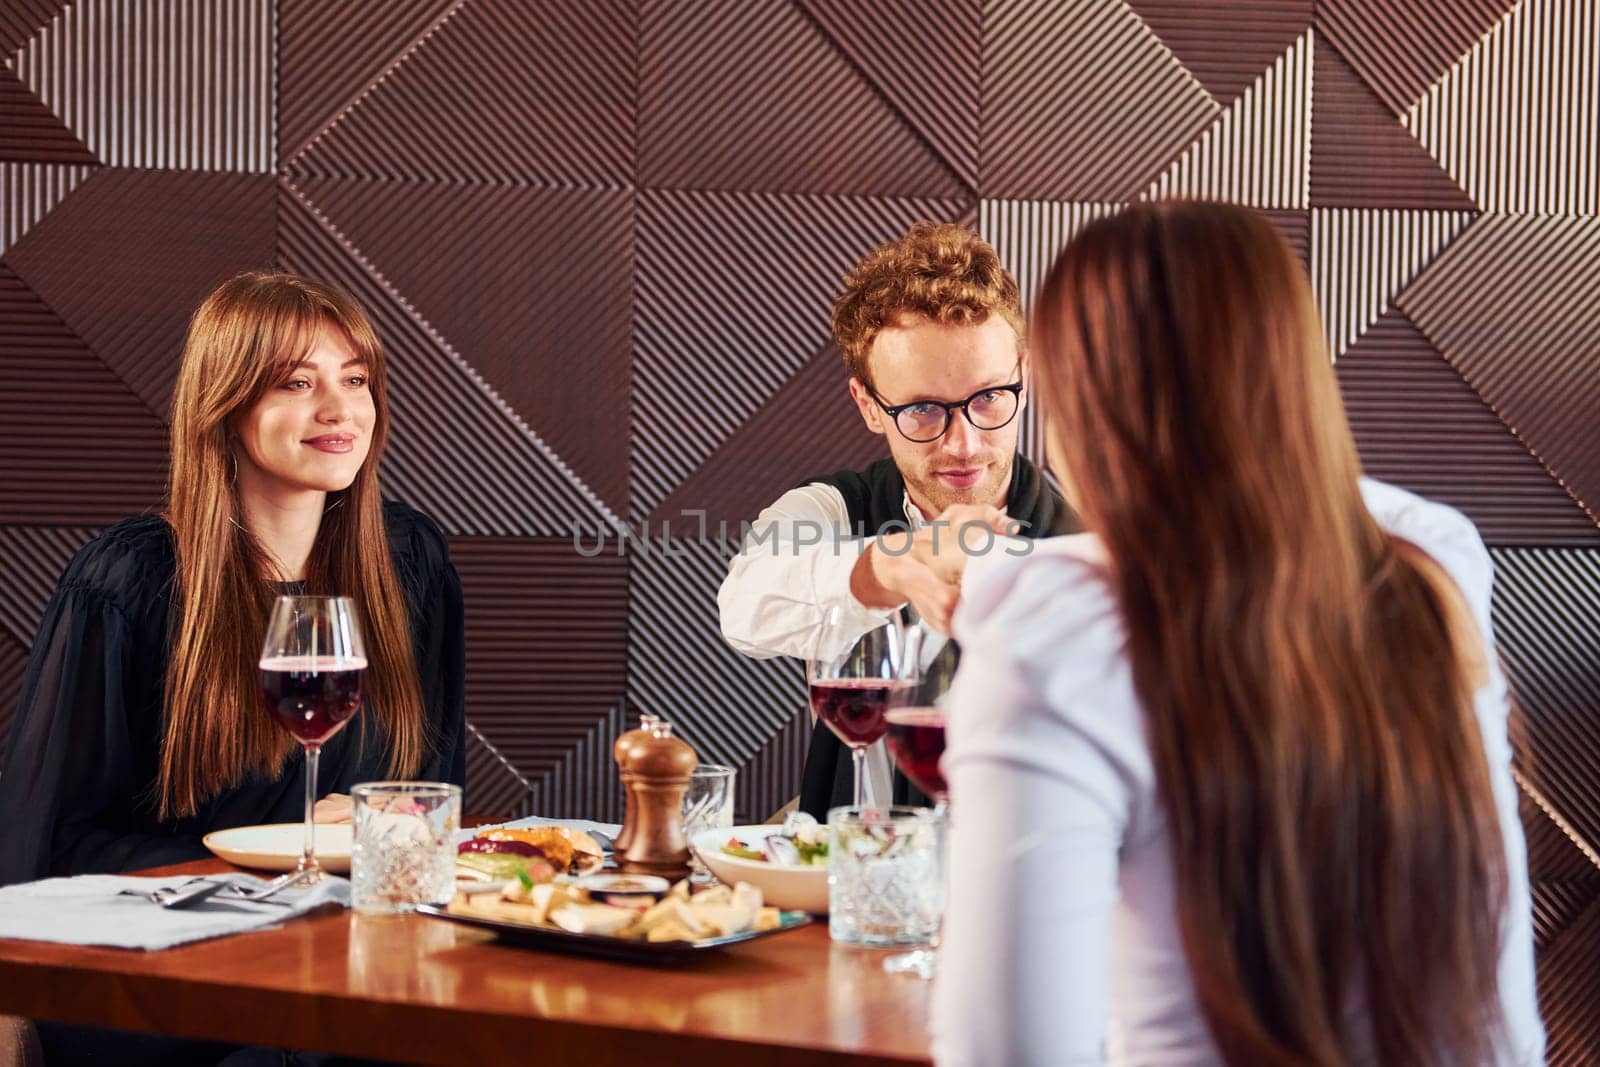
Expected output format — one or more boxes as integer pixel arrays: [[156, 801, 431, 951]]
[[718, 221, 1077, 818]]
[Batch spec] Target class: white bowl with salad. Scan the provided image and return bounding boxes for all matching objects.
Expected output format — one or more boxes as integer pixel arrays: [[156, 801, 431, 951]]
[[690, 819, 830, 914]]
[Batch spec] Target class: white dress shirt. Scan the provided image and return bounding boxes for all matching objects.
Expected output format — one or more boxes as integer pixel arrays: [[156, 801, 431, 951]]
[[718, 482, 931, 808], [932, 479, 1546, 1066]]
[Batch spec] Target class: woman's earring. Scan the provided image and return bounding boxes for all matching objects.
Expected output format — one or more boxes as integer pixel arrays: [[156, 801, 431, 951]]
[[228, 450, 238, 486]]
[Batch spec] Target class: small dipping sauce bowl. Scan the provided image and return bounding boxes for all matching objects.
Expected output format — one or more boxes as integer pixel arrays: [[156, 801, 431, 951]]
[[573, 872, 672, 908]]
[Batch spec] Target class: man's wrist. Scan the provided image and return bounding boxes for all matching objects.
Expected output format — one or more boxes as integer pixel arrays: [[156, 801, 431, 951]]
[[850, 540, 902, 610]]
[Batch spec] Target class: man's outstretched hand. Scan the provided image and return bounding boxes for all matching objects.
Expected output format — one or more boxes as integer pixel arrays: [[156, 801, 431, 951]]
[[850, 504, 1013, 634]]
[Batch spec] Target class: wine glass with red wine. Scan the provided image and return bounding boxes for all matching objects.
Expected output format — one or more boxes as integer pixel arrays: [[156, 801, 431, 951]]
[[883, 704, 948, 980], [259, 595, 366, 881], [884, 706, 947, 806], [808, 607, 922, 809]]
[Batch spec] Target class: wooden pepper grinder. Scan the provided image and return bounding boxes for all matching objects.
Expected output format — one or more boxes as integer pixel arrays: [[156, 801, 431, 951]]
[[611, 712, 660, 854], [619, 721, 697, 880]]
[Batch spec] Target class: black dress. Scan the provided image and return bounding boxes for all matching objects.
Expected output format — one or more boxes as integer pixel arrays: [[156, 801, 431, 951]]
[[0, 500, 467, 887]]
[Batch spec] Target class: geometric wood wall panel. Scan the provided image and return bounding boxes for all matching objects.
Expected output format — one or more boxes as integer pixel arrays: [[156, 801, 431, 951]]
[[0, 2, 66, 56], [0, 68, 94, 164], [1540, 897, 1600, 1065], [1492, 549, 1600, 849], [449, 537, 628, 822], [1309, 34, 1476, 210], [639, 0, 963, 198], [796, 0, 981, 189], [0, 5, 1595, 1045], [631, 189, 971, 521], [1405, 0, 1599, 215], [1338, 310, 1600, 547], [627, 538, 807, 825], [288, 0, 633, 189], [1310, 208, 1475, 356], [0, 163, 93, 252], [1522, 786, 1600, 950], [1314, 0, 1516, 115], [1399, 214, 1600, 521], [276, 182, 619, 539], [1523, 789, 1600, 889], [461, 721, 536, 824], [1127, 0, 1310, 106], [0, 264, 168, 525], [993, 202, 1314, 298], [982, 0, 1219, 201], [0, 634, 26, 761], [736, 705, 813, 825], [276, 0, 459, 162], [980, 198, 1124, 462], [1261, 209, 1311, 265], [290, 177, 634, 514], [0, 524, 93, 646], [984, 225, 1312, 489], [980, 200, 1124, 314], [523, 700, 627, 824], [1535, 879, 1600, 956], [11, 0, 275, 172], [1143, 30, 1310, 208], [5, 169, 278, 417], [1534, 874, 1600, 960], [652, 342, 883, 530], [1494, 548, 1600, 1067]]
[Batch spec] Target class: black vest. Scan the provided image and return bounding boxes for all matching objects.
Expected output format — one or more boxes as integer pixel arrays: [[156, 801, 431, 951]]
[[796, 453, 1076, 819]]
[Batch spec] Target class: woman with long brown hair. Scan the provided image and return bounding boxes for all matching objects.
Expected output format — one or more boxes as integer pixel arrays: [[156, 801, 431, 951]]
[[0, 271, 464, 886], [932, 203, 1542, 1065]]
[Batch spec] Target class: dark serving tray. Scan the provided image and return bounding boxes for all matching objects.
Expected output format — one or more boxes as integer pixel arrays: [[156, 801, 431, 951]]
[[414, 904, 812, 964]]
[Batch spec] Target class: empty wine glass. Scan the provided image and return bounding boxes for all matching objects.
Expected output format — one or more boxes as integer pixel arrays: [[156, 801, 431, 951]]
[[808, 607, 922, 809], [259, 595, 366, 881]]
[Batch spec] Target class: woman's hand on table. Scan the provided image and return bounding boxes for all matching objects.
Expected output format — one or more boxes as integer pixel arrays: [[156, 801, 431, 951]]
[[313, 793, 352, 823]]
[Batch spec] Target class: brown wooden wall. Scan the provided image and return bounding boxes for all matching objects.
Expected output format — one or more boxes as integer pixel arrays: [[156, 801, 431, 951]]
[[1, 1, 1596, 1057]]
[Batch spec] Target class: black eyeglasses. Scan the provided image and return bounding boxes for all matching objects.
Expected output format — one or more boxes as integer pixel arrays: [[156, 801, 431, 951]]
[[867, 379, 1024, 443]]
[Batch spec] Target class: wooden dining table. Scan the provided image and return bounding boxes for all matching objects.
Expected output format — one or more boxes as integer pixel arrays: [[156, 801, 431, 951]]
[[0, 859, 934, 1065]]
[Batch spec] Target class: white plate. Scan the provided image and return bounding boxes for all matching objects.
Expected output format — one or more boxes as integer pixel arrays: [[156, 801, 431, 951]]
[[203, 822, 353, 873], [691, 824, 830, 914]]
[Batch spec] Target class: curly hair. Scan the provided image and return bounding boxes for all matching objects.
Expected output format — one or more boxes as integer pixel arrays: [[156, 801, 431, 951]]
[[831, 221, 1024, 385]]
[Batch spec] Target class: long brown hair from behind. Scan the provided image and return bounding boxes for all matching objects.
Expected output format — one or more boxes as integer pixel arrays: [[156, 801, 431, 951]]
[[1032, 202, 1507, 1065], [160, 271, 427, 818]]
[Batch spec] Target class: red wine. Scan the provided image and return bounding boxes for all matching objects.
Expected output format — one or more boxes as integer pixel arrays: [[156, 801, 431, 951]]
[[810, 677, 916, 748], [259, 655, 366, 744], [885, 706, 948, 800]]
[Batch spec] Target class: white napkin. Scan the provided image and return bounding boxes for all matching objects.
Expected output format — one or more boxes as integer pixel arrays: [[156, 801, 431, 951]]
[[0, 872, 349, 950]]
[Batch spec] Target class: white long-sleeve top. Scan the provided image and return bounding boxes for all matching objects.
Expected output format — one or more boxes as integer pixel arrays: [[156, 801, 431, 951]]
[[717, 482, 928, 806], [932, 479, 1546, 1066], [718, 483, 907, 661]]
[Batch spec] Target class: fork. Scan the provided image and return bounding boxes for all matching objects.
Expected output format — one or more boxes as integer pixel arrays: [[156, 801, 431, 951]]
[[223, 869, 317, 903], [117, 878, 229, 909]]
